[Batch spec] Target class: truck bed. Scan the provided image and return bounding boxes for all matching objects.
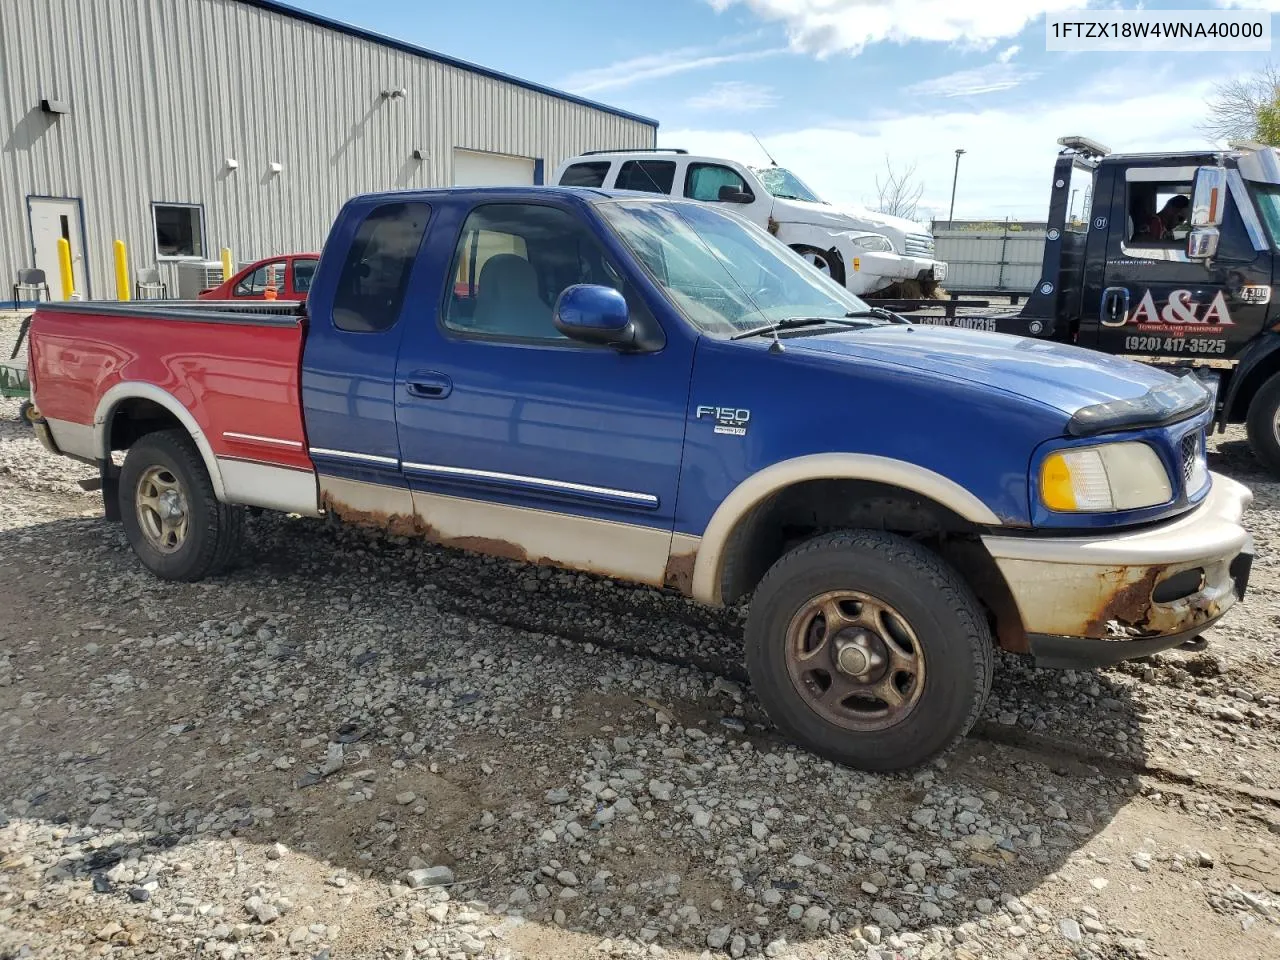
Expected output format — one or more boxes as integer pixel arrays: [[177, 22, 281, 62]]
[[29, 300, 312, 478]]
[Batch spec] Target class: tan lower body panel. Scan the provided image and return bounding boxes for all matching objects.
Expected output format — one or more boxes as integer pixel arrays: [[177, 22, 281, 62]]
[[319, 474, 675, 587]]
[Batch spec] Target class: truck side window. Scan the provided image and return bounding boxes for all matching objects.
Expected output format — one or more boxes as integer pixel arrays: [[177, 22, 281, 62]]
[[615, 160, 676, 194], [1124, 176, 1191, 249], [235, 260, 286, 297], [559, 162, 612, 188], [685, 164, 752, 203], [332, 201, 432, 333], [443, 203, 640, 342]]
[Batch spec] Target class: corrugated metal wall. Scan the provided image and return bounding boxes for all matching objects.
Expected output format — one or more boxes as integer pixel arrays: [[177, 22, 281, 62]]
[[0, 0, 656, 300], [933, 228, 1047, 293]]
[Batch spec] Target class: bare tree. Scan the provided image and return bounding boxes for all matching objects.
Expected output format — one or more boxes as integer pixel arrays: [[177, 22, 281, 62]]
[[1200, 62, 1280, 144], [875, 156, 924, 220]]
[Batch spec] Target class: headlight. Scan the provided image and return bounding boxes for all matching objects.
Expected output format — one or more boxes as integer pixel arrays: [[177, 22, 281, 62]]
[[1040, 441, 1172, 512], [847, 234, 894, 253]]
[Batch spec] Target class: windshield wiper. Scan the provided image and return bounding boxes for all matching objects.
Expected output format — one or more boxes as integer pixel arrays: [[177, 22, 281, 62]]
[[730, 315, 878, 341], [843, 307, 910, 324]]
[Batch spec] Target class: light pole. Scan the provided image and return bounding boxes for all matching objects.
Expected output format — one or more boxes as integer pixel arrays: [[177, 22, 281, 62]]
[[947, 148, 966, 229]]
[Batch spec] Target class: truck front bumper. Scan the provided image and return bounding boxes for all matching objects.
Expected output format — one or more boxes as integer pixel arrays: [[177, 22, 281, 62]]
[[981, 474, 1253, 669]]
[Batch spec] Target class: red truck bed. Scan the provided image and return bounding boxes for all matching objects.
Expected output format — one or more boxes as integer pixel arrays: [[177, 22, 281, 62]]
[[29, 301, 314, 500]]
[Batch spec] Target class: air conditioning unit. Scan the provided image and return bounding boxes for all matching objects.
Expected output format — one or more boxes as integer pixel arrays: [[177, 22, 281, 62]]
[[176, 260, 228, 299]]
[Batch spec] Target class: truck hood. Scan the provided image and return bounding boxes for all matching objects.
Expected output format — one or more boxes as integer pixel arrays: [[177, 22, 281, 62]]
[[786, 324, 1197, 425], [771, 198, 926, 239]]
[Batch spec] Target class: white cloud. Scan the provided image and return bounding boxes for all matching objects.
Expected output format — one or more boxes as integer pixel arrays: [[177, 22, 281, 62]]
[[659, 71, 1219, 222], [996, 44, 1020, 64], [557, 44, 786, 94], [905, 62, 1037, 97], [686, 80, 780, 111], [706, 0, 1080, 56]]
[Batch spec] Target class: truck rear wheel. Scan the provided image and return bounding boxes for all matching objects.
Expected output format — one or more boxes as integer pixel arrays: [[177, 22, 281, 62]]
[[745, 530, 994, 771], [118, 429, 244, 581], [1245, 375, 1280, 477]]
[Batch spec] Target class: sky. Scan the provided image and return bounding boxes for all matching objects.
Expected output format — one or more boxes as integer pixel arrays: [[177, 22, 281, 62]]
[[290, 0, 1280, 224]]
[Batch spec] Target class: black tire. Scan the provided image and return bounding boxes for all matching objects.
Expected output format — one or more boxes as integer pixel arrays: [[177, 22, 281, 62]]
[[1245, 374, 1280, 477], [745, 530, 994, 772], [791, 245, 846, 287], [118, 429, 244, 581]]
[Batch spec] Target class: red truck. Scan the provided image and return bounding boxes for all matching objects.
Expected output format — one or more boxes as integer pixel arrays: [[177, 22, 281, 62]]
[[22, 186, 1252, 773], [197, 253, 319, 301]]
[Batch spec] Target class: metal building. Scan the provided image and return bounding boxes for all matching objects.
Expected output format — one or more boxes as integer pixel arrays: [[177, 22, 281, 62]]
[[0, 0, 657, 304]]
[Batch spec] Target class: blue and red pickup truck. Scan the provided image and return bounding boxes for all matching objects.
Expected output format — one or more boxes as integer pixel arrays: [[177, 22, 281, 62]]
[[24, 186, 1255, 771]]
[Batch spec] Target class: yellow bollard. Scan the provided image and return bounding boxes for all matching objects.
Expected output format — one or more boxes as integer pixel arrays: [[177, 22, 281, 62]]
[[114, 240, 131, 301], [57, 237, 74, 300], [221, 247, 233, 282]]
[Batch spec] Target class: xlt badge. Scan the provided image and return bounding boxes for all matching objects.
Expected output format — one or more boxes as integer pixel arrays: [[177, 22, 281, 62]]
[[697, 405, 750, 437]]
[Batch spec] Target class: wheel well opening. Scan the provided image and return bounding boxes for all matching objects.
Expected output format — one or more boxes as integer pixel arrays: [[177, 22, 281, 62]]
[[789, 243, 845, 284], [1230, 352, 1280, 423], [107, 399, 186, 454], [717, 479, 1027, 651]]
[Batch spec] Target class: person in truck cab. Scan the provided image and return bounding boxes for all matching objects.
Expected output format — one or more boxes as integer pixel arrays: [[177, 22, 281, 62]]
[[1135, 194, 1189, 242]]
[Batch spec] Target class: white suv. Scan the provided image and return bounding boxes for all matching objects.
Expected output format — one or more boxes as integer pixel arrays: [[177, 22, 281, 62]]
[[551, 149, 947, 296]]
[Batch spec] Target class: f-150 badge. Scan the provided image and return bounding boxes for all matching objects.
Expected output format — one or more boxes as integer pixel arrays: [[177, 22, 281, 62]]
[[1106, 289, 1234, 329], [697, 405, 750, 437]]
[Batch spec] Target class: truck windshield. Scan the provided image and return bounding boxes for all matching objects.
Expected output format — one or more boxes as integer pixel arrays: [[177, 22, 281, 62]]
[[595, 199, 874, 336], [748, 166, 825, 204], [1253, 185, 1280, 245]]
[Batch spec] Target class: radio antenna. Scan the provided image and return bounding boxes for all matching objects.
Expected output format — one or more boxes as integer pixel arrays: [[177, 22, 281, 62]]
[[751, 132, 778, 167]]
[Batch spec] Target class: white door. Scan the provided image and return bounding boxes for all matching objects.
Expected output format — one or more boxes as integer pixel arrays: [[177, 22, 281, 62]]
[[452, 148, 536, 186], [28, 198, 87, 300]]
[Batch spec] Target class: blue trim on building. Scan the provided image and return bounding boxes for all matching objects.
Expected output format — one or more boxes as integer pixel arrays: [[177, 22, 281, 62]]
[[235, 0, 659, 129]]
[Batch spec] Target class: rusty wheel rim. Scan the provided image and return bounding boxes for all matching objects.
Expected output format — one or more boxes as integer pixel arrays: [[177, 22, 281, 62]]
[[784, 590, 926, 732], [135, 465, 189, 554]]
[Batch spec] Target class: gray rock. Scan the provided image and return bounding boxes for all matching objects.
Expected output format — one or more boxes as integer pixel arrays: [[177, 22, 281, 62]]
[[648, 780, 675, 801], [405, 866, 455, 888], [707, 925, 732, 950], [545, 787, 571, 804], [1060, 919, 1083, 942]]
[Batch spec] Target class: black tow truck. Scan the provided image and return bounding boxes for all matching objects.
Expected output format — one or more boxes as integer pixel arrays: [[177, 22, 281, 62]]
[[904, 135, 1280, 475]]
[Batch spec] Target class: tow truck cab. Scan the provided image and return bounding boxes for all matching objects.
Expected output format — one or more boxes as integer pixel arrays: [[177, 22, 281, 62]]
[[989, 136, 1280, 472]]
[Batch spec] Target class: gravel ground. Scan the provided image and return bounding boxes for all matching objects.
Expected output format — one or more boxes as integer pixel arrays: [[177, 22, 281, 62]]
[[2, 312, 1279, 960]]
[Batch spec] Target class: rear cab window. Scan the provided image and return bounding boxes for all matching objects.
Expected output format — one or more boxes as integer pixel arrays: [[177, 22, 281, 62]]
[[615, 160, 677, 195], [292, 258, 318, 293], [332, 201, 432, 333]]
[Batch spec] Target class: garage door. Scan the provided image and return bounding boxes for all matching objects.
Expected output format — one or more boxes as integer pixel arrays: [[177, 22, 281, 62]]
[[452, 148, 536, 186]]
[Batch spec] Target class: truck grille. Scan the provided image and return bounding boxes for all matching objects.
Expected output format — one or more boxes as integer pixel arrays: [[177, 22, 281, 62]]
[[903, 234, 935, 258], [1180, 431, 1200, 484]]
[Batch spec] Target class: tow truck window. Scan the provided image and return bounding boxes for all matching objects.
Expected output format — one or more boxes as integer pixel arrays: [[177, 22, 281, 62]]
[[1253, 186, 1280, 245], [1065, 163, 1093, 233], [1125, 179, 1191, 247]]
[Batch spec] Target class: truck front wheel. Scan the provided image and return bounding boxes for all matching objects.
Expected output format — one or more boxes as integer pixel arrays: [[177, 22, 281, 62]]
[[745, 530, 994, 771], [1245, 375, 1280, 476], [119, 429, 244, 581], [791, 245, 846, 287]]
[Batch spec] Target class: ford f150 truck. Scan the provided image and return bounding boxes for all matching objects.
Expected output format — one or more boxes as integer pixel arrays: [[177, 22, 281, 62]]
[[552, 149, 946, 296], [25, 186, 1254, 772]]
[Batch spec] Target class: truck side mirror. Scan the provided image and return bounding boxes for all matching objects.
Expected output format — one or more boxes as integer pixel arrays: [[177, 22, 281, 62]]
[[1190, 166, 1226, 228], [554, 284, 636, 348], [717, 185, 753, 203], [1187, 226, 1220, 260]]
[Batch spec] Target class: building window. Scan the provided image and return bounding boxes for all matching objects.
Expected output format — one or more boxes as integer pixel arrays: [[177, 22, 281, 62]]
[[332, 201, 432, 333], [153, 204, 205, 258]]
